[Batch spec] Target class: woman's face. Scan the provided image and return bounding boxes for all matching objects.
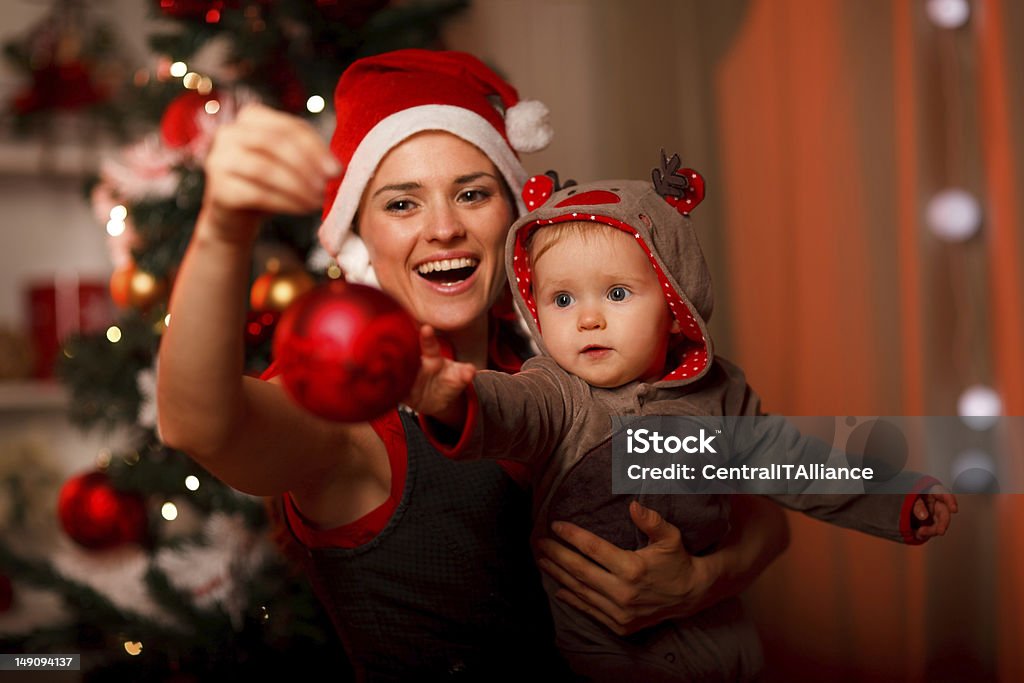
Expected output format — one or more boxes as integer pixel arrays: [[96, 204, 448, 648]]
[[357, 131, 514, 333]]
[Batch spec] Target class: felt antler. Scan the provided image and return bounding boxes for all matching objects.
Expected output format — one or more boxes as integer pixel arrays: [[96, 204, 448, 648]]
[[522, 170, 577, 210], [652, 149, 705, 215]]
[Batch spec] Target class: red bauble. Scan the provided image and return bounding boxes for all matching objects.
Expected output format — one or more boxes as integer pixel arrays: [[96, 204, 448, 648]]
[[57, 471, 148, 550], [0, 574, 12, 613], [272, 280, 421, 422], [160, 91, 219, 149]]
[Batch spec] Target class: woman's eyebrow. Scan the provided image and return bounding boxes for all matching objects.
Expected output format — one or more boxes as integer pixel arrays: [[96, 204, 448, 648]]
[[371, 181, 421, 197], [454, 172, 498, 185]]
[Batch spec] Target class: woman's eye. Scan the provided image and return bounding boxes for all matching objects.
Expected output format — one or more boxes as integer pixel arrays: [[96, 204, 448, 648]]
[[385, 199, 415, 212], [459, 189, 491, 203], [608, 287, 631, 302], [554, 293, 574, 308]]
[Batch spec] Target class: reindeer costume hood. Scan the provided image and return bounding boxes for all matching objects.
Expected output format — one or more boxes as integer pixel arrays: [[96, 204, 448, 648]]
[[505, 154, 713, 385]]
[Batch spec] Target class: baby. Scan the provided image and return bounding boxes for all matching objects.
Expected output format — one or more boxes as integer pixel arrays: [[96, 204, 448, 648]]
[[410, 153, 957, 682]]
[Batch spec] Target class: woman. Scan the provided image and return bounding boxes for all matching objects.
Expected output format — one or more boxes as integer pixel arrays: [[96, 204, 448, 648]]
[[157, 50, 789, 681]]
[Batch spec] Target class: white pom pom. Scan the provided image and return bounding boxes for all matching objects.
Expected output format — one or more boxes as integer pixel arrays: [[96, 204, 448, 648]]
[[506, 99, 553, 153]]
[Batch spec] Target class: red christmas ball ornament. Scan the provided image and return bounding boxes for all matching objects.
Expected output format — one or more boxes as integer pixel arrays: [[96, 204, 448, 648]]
[[160, 90, 220, 149], [272, 280, 421, 422], [57, 471, 148, 550], [0, 574, 12, 614]]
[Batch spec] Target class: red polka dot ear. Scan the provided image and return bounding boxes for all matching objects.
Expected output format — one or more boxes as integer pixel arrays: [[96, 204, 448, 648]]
[[652, 149, 705, 216], [522, 174, 555, 211], [522, 170, 577, 211]]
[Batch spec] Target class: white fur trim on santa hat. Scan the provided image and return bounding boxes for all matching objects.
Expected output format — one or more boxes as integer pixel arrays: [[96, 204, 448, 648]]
[[505, 100, 553, 154], [318, 105, 531, 285]]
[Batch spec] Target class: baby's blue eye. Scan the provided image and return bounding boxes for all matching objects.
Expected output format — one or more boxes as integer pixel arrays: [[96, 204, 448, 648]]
[[608, 286, 630, 302], [554, 293, 574, 308]]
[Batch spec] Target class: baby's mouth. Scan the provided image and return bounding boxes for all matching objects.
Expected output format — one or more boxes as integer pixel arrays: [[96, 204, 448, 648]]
[[416, 257, 479, 284]]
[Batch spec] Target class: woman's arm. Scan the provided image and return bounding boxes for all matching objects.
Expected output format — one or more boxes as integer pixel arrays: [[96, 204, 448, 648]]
[[157, 105, 381, 506], [534, 495, 789, 635]]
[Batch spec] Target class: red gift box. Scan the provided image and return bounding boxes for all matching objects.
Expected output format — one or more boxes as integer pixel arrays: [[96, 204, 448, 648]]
[[26, 277, 114, 379]]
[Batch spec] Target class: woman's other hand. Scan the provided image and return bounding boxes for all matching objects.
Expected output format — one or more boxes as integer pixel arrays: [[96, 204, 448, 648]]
[[536, 496, 789, 635]]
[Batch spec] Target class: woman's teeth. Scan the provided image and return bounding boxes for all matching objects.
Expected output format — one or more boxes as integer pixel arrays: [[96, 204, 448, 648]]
[[416, 257, 479, 275], [416, 257, 480, 284]]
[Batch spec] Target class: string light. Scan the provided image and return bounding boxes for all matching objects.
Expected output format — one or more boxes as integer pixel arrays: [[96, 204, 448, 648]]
[[957, 384, 1002, 430], [204, 100, 221, 115], [161, 502, 179, 521], [106, 326, 122, 343], [169, 61, 188, 78], [106, 219, 126, 237], [123, 641, 143, 656], [926, 188, 982, 241], [306, 95, 326, 113], [926, 0, 970, 28], [164, 314, 172, 327], [110, 205, 128, 221], [182, 72, 202, 90], [185, 475, 200, 491]]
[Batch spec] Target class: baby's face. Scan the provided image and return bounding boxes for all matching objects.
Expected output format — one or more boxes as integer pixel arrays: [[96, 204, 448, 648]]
[[531, 227, 676, 388]]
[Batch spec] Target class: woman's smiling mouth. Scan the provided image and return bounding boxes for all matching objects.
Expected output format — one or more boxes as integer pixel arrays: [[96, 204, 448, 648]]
[[416, 257, 480, 284]]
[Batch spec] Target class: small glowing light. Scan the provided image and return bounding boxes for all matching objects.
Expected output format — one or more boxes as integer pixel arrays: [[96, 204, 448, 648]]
[[182, 72, 202, 90], [951, 449, 999, 493], [161, 502, 179, 521], [122, 451, 140, 466], [96, 448, 112, 468], [185, 475, 200, 491], [204, 99, 221, 115], [926, 0, 970, 28], [326, 263, 343, 280], [206, 8, 221, 23], [958, 385, 1002, 430], [164, 313, 172, 327], [951, 449, 995, 479], [110, 205, 128, 221], [106, 326, 123, 343], [197, 76, 214, 95], [170, 61, 188, 78], [106, 219, 126, 237], [306, 95, 326, 114], [62, 347, 75, 359], [124, 640, 143, 656], [926, 188, 982, 241], [133, 69, 150, 87]]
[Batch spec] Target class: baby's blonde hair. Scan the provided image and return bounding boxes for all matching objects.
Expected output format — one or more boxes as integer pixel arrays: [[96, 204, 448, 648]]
[[525, 221, 615, 265]]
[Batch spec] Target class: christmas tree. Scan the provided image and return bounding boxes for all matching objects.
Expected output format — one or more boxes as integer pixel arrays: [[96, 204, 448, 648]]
[[0, 1, 467, 680]]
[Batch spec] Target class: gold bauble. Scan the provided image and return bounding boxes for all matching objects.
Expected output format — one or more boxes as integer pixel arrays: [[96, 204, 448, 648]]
[[250, 260, 315, 312]]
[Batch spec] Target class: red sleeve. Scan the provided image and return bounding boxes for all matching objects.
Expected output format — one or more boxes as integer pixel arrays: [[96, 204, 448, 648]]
[[898, 475, 943, 545]]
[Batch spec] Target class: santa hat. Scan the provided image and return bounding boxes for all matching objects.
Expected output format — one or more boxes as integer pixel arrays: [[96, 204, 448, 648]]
[[318, 49, 553, 286]]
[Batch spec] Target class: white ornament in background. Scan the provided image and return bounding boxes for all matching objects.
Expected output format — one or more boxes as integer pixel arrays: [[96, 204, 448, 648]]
[[136, 360, 158, 431], [183, 34, 239, 83], [926, 0, 971, 28], [154, 513, 274, 629], [957, 384, 1002, 430], [306, 246, 335, 273], [100, 135, 183, 201], [926, 188, 982, 241], [51, 539, 178, 628]]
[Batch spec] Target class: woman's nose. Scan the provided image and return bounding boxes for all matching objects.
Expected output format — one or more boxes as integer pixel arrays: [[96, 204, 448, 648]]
[[424, 203, 467, 242]]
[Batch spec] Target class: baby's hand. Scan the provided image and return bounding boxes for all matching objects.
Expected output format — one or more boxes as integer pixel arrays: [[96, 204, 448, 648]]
[[404, 325, 476, 426], [911, 486, 959, 541]]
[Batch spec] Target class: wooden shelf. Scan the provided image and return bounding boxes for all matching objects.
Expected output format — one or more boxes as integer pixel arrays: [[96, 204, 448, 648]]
[[0, 380, 69, 411]]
